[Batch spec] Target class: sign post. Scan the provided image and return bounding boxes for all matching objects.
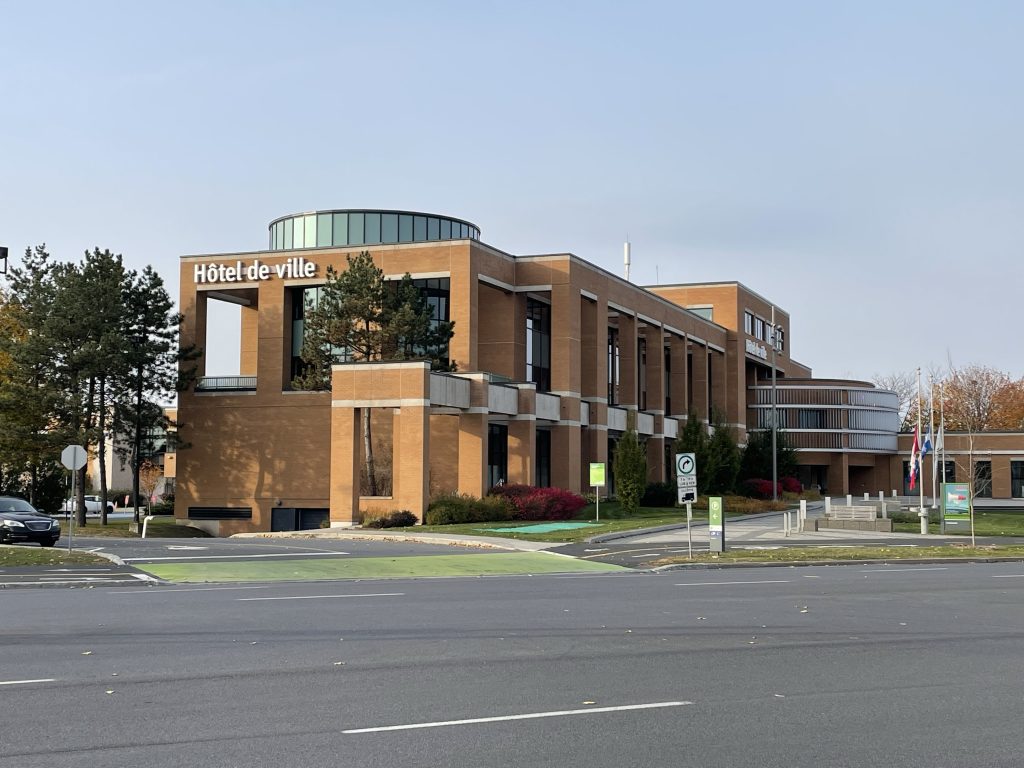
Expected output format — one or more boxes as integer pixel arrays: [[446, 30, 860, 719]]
[[60, 444, 87, 553], [709, 496, 725, 553], [589, 463, 606, 522], [675, 453, 697, 559]]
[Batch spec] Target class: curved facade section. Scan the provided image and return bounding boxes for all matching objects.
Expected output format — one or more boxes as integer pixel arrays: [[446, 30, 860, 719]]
[[748, 379, 900, 453], [268, 209, 480, 251]]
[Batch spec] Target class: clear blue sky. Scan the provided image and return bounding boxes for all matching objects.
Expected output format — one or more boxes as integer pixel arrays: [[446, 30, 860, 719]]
[[2, 1, 1021, 380]]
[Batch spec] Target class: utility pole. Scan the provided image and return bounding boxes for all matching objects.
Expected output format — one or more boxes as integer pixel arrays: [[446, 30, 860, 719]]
[[771, 306, 779, 502]]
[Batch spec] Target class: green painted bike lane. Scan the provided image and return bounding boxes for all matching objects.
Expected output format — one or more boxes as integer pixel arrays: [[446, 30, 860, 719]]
[[137, 551, 627, 583]]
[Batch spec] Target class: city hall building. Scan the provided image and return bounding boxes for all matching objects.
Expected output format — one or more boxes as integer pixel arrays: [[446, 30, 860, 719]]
[[176, 209, 915, 535]]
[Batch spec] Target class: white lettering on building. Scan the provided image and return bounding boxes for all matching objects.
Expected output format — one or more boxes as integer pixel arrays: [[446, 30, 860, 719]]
[[745, 339, 768, 360], [193, 258, 318, 285]]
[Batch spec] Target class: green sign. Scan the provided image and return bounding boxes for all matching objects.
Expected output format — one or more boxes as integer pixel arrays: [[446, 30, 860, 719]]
[[708, 496, 723, 531], [942, 482, 971, 520], [589, 462, 606, 487]]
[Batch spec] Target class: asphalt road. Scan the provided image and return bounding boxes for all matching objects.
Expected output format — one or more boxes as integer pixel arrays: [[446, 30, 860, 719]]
[[2, 562, 1023, 767]]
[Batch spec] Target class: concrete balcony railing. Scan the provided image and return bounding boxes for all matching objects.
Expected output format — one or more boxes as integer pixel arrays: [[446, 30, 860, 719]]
[[429, 374, 471, 408], [664, 417, 678, 440], [536, 393, 561, 421], [608, 407, 627, 432], [488, 383, 519, 415], [637, 412, 654, 436]]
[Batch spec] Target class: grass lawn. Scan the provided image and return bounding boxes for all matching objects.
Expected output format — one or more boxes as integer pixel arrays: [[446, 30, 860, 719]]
[[61, 517, 210, 539], [652, 543, 1024, 566], [0, 545, 110, 567], [396, 496, 794, 544], [892, 510, 1024, 537]]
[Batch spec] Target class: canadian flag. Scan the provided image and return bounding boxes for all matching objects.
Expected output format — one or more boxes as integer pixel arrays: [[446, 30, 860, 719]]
[[909, 427, 920, 491]]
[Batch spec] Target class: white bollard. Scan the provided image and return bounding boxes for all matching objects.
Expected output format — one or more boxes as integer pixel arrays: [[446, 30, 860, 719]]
[[846, 494, 853, 507], [863, 492, 870, 501], [892, 489, 898, 499], [825, 496, 832, 516], [879, 490, 885, 501], [783, 510, 790, 536], [799, 499, 807, 532]]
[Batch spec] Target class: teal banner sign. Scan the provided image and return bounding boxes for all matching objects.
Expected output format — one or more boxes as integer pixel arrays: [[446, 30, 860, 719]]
[[942, 483, 971, 521]]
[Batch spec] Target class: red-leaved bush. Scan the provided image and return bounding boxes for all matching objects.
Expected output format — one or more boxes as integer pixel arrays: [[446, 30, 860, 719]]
[[780, 477, 802, 494], [490, 484, 587, 521], [742, 478, 781, 499]]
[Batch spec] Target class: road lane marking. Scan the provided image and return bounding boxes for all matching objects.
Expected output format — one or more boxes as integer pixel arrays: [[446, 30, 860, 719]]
[[992, 574, 1024, 578], [121, 552, 349, 562], [113, 585, 278, 594], [342, 700, 692, 734], [860, 567, 949, 573], [675, 580, 790, 586], [0, 679, 56, 686], [630, 553, 663, 558], [238, 592, 404, 602]]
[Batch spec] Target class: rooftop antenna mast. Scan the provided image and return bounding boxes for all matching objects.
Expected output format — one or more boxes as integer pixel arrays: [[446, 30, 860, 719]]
[[624, 239, 631, 282]]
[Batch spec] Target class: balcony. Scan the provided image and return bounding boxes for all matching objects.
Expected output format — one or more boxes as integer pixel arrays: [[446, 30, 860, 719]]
[[196, 376, 257, 392]]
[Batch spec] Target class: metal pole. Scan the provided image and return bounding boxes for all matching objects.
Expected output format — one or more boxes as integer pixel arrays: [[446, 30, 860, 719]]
[[67, 469, 76, 554], [771, 306, 778, 502], [917, 367, 927, 534], [686, 502, 692, 559]]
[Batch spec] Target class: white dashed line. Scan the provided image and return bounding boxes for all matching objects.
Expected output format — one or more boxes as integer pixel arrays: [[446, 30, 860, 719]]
[[342, 700, 692, 734]]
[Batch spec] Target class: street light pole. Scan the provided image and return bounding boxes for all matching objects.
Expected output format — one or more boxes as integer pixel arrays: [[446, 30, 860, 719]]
[[771, 306, 778, 502]]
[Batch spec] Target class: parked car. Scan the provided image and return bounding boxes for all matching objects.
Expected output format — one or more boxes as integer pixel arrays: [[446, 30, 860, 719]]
[[61, 495, 115, 515], [0, 496, 61, 547]]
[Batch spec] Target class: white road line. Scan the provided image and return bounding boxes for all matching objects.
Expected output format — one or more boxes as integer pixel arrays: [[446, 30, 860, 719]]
[[675, 580, 790, 587], [992, 574, 1024, 578], [342, 701, 692, 734], [121, 552, 349, 562], [860, 567, 949, 573], [112, 585, 278, 594], [0, 678, 56, 686], [238, 592, 404, 602], [630, 553, 662, 558]]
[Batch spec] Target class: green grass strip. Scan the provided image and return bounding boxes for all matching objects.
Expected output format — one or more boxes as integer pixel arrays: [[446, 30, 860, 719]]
[[0, 547, 110, 567], [139, 552, 627, 583]]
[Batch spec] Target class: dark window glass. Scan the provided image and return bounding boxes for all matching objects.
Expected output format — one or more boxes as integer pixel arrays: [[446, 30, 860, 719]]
[[1010, 461, 1023, 498], [414, 216, 427, 241], [536, 430, 551, 488], [399, 214, 413, 242], [349, 212, 364, 244], [440, 219, 452, 239], [608, 328, 619, 404], [460, 223, 469, 238], [333, 213, 348, 245], [188, 507, 252, 520], [365, 213, 381, 244], [317, 214, 333, 247], [487, 424, 508, 490], [526, 298, 551, 392], [382, 213, 398, 243], [427, 217, 440, 240], [798, 409, 825, 429], [410, 277, 451, 366]]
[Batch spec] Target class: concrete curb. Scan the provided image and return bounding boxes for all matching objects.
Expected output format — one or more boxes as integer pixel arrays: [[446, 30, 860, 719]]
[[651, 556, 1024, 572], [585, 510, 786, 544], [229, 530, 556, 552]]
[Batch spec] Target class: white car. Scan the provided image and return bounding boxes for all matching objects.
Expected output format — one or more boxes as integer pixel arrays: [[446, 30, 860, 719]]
[[61, 495, 115, 514]]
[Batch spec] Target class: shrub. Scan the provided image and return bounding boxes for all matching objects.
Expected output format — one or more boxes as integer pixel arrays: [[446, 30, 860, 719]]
[[741, 478, 780, 499], [641, 482, 676, 507], [363, 510, 419, 528], [490, 485, 587, 521], [613, 430, 648, 515], [151, 500, 175, 515], [780, 477, 802, 494], [424, 493, 513, 525]]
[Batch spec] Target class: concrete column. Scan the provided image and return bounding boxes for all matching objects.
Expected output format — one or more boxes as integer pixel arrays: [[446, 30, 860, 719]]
[[710, 348, 727, 421], [580, 295, 608, 400], [646, 432, 665, 484], [551, 424, 582, 493], [394, 405, 430, 520], [256, 280, 284, 396], [458, 412, 489, 498], [550, 283, 581, 395], [240, 304, 259, 376], [329, 406, 361, 525]]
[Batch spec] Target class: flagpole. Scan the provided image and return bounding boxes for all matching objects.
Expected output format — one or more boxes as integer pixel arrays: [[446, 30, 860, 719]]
[[930, 378, 937, 510], [938, 380, 946, 534], [917, 367, 927, 534]]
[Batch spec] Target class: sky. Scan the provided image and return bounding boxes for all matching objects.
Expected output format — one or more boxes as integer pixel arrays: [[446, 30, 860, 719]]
[[2, 0, 1022, 380]]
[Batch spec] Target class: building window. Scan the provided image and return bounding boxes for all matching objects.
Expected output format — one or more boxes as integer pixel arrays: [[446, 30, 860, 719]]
[[638, 337, 647, 411], [798, 409, 825, 429], [536, 430, 551, 488], [608, 328, 620, 405], [526, 298, 551, 392], [776, 327, 785, 352], [755, 317, 764, 341], [488, 424, 508, 490], [688, 306, 713, 322], [975, 460, 993, 498], [410, 277, 451, 366], [1011, 461, 1024, 498], [744, 312, 753, 335]]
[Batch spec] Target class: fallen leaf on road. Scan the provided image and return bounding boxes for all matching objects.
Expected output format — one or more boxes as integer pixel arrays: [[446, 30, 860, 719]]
[[82, 651, 92, 656], [583, 701, 596, 705]]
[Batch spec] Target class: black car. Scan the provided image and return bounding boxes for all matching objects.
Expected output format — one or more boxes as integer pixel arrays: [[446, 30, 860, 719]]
[[0, 496, 61, 547]]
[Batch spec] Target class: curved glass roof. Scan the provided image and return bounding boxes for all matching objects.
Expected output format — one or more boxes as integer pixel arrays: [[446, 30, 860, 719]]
[[269, 209, 480, 251]]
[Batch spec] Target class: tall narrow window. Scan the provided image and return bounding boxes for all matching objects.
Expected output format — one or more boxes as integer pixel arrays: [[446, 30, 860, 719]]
[[526, 298, 551, 392], [608, 328, 620, 404], [536, 430, 551, 488], [410, 277, 451, 367], [488, 424, 508, 490]]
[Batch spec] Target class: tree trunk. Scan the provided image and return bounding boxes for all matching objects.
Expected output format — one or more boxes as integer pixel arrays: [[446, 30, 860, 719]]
[[363, 407, 377, 496]]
